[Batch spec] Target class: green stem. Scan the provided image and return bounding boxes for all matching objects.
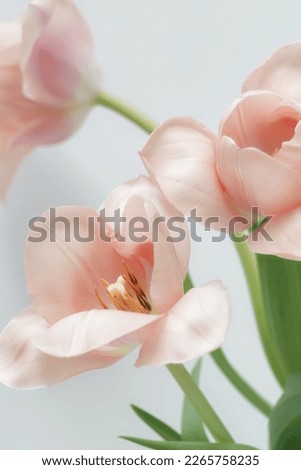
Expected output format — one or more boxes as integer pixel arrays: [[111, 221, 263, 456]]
[[95, 91, 156, 134], [211, 349, 272, 417], [183, 272, 194, 293], [167, 363, 234, 443], [234, 240, 286, 387]]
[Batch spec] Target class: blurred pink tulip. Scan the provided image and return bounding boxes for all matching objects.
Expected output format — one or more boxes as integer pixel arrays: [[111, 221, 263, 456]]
[[140, 42, 301, 259], [0, 0, 100, 200], [0, 177, 230, 388]]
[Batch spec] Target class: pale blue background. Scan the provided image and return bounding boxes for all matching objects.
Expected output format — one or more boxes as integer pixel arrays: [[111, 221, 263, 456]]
[[0, 0, 296, 449]]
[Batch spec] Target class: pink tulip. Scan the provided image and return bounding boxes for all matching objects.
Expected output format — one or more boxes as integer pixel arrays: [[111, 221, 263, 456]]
[[140, 42, 301, 259], [0, 177, 230, 388], [0, 0, 100, 200]]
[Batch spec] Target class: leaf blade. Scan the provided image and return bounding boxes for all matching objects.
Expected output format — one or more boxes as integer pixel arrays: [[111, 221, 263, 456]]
[[121, 436, 257, 450], [270, 372, 301, 449], [181, 359, 209, 441], [257, 254, 301, 375], [131, 404, 181, 441]]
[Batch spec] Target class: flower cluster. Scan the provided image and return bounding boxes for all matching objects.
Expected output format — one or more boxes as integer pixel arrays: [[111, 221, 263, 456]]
[[0, 0, 300, 395]]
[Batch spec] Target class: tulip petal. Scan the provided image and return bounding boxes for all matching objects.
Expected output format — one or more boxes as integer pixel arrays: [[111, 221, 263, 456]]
[[275, 120, 301, 171], [0, 65, 41, 200], [26, 206, 149, 323], [18, 105, 90, 146], [249, 207, 301, 260], [140, 117, 235, 230], [100, 175, 188, 312], [221, 92, 301, 156], [243, 42, 301, 101], [0, 309, 121, 389], [100, 175, 190, 279], [218, 136, 301, 217], [0, 105, 81, 201], [0, 143, 32, 201], [110, 213, 184, 314], [0, 63, 82, 200], [136, 281, 231, 367], [33, 309, 158, 357], [0, 21, 21, 66], [146, 203, 185, 312], [21, 0, 100, 107]]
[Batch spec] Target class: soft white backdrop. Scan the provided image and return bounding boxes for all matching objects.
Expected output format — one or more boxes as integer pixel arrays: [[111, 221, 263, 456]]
[[1, 0, 297, 449]]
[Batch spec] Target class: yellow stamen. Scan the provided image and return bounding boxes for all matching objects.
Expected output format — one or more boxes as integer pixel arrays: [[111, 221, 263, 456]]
[[95, 289, 108, 309], [96, 264, 153, 314]]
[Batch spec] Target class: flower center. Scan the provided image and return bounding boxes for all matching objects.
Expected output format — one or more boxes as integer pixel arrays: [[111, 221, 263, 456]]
[[95, 263, 153, 314]]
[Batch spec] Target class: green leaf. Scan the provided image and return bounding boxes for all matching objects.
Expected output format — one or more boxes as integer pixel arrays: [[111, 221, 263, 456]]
[[270, 372, 301, 449], [120, 436, 257, 450], [131, 404, 181, 441], [181, 359, 209, 441], [257, 255, 301, 375], [235, 241, 286, 387]]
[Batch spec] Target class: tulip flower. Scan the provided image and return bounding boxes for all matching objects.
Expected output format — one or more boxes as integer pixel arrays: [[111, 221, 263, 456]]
[[0, 177, 230, 388], [140, 42, 301, 259], [0, 0, 101, 200]]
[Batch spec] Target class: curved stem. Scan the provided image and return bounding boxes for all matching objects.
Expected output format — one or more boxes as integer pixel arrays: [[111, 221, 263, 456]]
[[211, 349, 272, 417], [95, 91, 156, 134], [167, 363, 234, 443], [234, 240, 287, 387]]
